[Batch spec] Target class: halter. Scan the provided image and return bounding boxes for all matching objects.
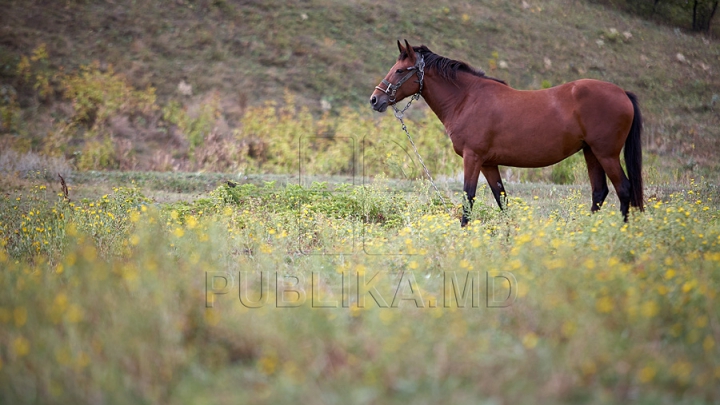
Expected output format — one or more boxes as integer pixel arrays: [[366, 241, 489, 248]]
[[374, 55, 425, 104]]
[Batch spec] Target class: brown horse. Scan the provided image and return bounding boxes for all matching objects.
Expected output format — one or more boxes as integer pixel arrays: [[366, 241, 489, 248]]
[[370, 40, 643, 226]]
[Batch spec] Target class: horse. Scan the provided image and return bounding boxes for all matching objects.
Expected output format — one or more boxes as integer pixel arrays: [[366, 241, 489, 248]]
[[370, 40, 643, 227]]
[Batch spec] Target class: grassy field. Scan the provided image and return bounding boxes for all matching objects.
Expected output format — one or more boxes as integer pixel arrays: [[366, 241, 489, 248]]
[[1, 171, 719, 404], [1, 0, 719, 178], [2, 0, 720, 403]]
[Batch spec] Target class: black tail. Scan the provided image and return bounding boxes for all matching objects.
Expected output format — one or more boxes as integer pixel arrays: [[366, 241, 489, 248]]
[[624, 92, 644, 211]]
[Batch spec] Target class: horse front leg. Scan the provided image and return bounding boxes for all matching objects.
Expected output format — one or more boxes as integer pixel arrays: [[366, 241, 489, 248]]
[[480, 165, 507, 210], [461, 151, 483, 227]]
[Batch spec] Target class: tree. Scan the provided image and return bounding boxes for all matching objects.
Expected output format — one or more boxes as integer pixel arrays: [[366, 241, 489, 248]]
[[691, 0, 719, 32], [650, 0, 719, 32]]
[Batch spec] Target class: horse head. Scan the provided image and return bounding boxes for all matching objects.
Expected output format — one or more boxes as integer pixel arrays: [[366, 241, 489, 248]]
[[370, 40, 424, 112]]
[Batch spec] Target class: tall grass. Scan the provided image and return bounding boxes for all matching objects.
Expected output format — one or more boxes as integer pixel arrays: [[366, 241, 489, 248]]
[[1, 178, 719, 404]]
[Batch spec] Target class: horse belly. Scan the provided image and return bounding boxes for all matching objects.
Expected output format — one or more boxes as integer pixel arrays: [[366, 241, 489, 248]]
[[488, 127, 584, 168]]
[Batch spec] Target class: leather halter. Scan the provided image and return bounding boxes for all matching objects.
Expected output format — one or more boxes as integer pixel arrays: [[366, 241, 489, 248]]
[[374, 55, 425, 104]]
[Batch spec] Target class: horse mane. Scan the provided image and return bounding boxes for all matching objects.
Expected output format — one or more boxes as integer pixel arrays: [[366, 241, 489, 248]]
[[401, 45, 507, 86]]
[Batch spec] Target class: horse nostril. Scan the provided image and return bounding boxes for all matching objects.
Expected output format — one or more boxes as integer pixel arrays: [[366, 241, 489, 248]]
[[370, 95, 377, 105]]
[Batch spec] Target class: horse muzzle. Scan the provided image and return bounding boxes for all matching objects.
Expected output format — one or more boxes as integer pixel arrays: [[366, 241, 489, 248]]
[[370, 93, 389, 112]]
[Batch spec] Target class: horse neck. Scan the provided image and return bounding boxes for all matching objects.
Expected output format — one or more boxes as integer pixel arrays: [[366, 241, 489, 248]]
[[421, 72, 493, 124]]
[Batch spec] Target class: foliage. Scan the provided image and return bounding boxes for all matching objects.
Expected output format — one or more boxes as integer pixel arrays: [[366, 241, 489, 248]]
[[0, 85, 20, 134], [550, 152, 586, 185], [61, 61, 156, 131], [162, 93, 221, 153], [1, 177, 719, 403], [608, 0, 719, 32], [16, 44, 55, 101], [1, 0, 719, 179], [75, 136, 119, 171]]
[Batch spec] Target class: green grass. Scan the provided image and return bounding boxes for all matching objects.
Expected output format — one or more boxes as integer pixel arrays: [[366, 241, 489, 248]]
[[2, 0, 720, 401], [1, 0, 719, 178], [1, 174, 719, 404]]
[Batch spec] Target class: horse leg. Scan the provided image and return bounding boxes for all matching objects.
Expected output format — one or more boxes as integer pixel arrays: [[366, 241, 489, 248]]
[[461, 151, 483, 227], [597, 156, 632, 221], [583, 146, 609, 212], [480, 165, 507, 210]]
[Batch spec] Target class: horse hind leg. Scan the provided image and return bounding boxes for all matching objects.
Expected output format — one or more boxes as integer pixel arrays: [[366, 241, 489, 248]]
[[583, 146, 609, 212], [597, 156, 632, 221]]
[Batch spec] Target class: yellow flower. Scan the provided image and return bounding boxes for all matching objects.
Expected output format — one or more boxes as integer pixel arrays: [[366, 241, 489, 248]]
[[129, 211, 140, 223], [522, 332, 538, 349], [14, 307, 27, 327], [204, 308, 220, 326], [258, 355, 278, 375], [595, 296, 614, 313], [561, 321, 576, 337], [641, 301, 659, 318], [704, 335, 715, 352], [671, 361, 692, 381], [13, 336, 30, 357], [638, 366, 656, 383], [75, 351, 90, 369], [66, 304, 84, 323]]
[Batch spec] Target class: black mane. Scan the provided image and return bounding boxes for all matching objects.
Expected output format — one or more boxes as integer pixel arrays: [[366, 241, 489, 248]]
[[401, 45, 507, 86]]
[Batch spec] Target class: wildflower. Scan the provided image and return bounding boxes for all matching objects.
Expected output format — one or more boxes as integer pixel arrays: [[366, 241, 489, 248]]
[[641, 301, 659, 318], [522, 332, 539, 349], [704, 336, 715, 352], [595, 296, 614, 313], [66, 304, 84, 323], [14, 307, 27, 327], [561, 321, 576, 337], [13, 336, 30, 357], [671, 361, 692, 381], [638, 366, 656, 383]]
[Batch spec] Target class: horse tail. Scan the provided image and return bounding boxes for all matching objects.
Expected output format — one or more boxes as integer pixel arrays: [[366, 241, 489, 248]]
[[624, 92, 644, 211]]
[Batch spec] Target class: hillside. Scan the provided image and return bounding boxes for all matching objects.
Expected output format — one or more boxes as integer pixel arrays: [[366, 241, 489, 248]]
[[0, 0, 719, 180]]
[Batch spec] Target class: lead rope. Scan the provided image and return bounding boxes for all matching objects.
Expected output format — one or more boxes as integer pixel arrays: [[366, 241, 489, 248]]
[[391, 97, 452, 214]]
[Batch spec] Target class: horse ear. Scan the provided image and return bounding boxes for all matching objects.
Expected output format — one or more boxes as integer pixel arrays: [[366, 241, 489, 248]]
[[397, 40, 405, 55], [404, 39, 416, 61]]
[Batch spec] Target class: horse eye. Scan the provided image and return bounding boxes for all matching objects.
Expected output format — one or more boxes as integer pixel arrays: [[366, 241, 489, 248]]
[[396, 69, 404, 74]]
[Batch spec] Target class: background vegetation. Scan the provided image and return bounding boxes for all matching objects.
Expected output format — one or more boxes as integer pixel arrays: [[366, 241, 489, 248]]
[[2, 0, 720, 403], [0, 0, 719, 182], [1, 175, 719, 404]]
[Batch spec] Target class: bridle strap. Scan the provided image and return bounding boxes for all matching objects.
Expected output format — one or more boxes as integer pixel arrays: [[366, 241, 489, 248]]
[[375, 55, 425, 104]]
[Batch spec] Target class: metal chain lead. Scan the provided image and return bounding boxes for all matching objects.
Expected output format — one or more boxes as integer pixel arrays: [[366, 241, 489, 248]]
[[392, 96, 450, 213]]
